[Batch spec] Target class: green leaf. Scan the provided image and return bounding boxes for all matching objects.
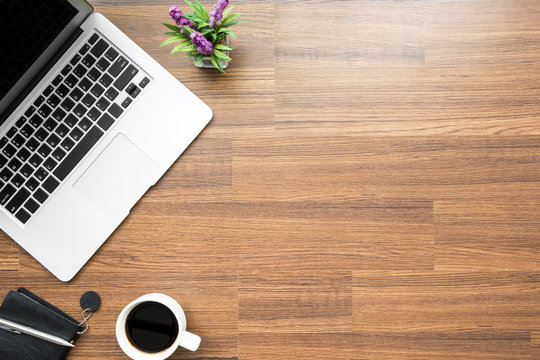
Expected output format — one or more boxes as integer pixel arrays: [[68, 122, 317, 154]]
[[185, 0, 205, 20], [178, 44, 197, 53], [193, 0, 205, 12], [221, 13, 241, 25], [185, 1, 199, 15], [193, 0, 203, 9], [201, 28, 213, 36], [222, 5, 235, 18], [217, 27, 237, 39], [213, 49, 232, 61], [164, 31, 179, 37], [194, 53, 204, 66], [184, 13, 197, 21], [210, 55, 225, 73], [185, 13, 206, 28], [193, 0, 209, 21], [215, 44, 234, 51], [222, 19, 242, 28], [163, 23, 182, 32], [182, 25, 196, 34], [170, 41, 192, 55], [160, 36, 185, 47], [197, 22, 210, 29]]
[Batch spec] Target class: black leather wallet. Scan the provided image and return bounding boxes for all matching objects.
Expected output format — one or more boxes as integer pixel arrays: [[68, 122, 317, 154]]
[[0, 288, 83, 360]]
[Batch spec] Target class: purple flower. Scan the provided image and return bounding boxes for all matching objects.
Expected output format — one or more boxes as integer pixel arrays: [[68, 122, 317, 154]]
[[179, 17, 198, 30], [209, 9, 223, 28], [209, 0, 229, 28], [215, 0, 229, 11], [169, 6, 184, 23], [169, 5, 197, 33], [190, 31, 213, 56]]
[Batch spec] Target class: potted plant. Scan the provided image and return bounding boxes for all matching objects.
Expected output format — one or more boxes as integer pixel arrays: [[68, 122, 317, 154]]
[[161, 0, 242, 72]]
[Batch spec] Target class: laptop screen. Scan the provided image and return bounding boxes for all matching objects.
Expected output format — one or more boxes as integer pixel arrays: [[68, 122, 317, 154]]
[[0, 0, 92, 123], [0, 0, 78, 101]]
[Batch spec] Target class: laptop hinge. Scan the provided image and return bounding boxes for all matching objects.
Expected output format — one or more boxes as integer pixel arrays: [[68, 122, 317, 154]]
[[0, 27, 84, 125]]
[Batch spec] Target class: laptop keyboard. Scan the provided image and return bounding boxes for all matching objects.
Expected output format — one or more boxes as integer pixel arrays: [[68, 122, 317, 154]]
[[0, 32, 151, 224]]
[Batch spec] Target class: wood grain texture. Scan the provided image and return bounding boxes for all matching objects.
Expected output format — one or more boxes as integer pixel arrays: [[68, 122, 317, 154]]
[[352, 271, 538, 359], [1, 0, 539, 359], [0, 232, 18, 271]]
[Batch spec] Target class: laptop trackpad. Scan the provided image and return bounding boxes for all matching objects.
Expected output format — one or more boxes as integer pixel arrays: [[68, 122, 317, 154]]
[[74, 133, 158, 217]]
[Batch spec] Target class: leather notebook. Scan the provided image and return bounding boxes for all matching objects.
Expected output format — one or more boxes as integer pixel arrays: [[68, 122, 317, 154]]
[[0, 288, 83, 360]]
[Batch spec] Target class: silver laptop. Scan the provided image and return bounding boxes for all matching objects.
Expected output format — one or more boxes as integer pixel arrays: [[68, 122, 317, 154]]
[[0, 0, 212, 281]]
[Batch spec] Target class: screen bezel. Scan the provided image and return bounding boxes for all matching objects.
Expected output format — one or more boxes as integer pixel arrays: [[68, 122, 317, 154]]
[[0, 0, 93, 118]]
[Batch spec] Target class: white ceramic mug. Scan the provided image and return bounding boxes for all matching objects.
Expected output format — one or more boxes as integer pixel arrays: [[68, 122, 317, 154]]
[[116, 293, 201, 360]]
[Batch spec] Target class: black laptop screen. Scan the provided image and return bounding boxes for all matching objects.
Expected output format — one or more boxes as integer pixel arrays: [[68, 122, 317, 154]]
[[0, 0, 78, 101]]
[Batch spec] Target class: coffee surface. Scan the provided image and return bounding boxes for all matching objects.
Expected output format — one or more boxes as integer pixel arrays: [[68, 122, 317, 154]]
[[125, 301, 179, 353]]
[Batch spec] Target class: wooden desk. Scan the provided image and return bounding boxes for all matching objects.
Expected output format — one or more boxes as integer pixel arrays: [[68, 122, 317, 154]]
[[1, 0, 539, 358]]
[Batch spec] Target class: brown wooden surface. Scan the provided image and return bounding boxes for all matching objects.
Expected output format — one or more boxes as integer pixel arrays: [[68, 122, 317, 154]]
[[1, 0, 540, 358]]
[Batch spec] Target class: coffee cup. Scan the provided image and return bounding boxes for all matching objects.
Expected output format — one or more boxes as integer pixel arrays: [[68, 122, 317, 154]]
[[116, 293, 201, 359]]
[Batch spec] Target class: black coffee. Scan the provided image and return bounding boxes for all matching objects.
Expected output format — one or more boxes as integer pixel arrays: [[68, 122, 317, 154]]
[[125, 301, 179, 353]]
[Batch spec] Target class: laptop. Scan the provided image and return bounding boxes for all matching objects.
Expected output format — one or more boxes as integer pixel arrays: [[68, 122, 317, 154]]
[[0, 0, 212, 281]]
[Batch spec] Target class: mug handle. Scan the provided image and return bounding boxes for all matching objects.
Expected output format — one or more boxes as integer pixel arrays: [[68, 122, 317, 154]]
[[179, 331, 201, 351]]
